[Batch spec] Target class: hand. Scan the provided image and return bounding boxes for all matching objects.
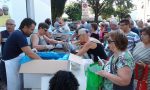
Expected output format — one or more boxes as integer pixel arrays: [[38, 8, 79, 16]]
[[96, 70, 109, 77], [57, 41, 63, 44], [32, 48, 38, 53], [45, 45, 54, 50], [137, 61, 146, 68]]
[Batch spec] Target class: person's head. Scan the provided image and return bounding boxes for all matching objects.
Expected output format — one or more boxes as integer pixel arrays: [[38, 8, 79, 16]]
[[109, 19, 118, 30], [19, 18, 36, 37], [2, 6, 9, 15], [141, 26, 150, 45], [49, 70, 79, 90], [108, 31, 128, 52], [55, 17, 60, 22], [59, 18, 64, 26], [130, 20, 134, 28], [81, 19, 86, 24], [91, 23, 98, 32], [38, 22, 49, 35], [119, 19, 131, 33], [100, 23, 108, 31], [0, 8, 3, 16], [5, 19, 15, 32], [137, 20, 144, 29], [78, 28, 89, 45], [45, 18, 51, 26]]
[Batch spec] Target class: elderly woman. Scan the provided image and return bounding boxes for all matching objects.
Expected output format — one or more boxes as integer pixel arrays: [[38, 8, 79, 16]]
[[97, 31, 134, 90], [133, 26, 150, 89], [76, 28, 107, 62]]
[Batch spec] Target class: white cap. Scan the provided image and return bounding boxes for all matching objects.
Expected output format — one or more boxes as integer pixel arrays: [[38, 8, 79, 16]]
[[78, 28, 88, 35], [110, 19, 118, 25]]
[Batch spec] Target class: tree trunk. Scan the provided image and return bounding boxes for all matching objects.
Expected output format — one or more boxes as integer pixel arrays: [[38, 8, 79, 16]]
[[94, 1, 99, 24]]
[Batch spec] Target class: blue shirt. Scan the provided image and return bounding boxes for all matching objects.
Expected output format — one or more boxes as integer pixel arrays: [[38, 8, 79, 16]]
[[1, 30, 10, 56], [2, 30, 28, 60]]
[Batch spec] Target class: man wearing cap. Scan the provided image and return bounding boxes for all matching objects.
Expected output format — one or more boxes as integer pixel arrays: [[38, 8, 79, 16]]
[[76, 28, 108, 62]]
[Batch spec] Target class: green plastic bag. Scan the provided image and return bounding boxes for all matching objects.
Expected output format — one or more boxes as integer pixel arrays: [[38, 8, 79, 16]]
[[86, 63, 103, 90]]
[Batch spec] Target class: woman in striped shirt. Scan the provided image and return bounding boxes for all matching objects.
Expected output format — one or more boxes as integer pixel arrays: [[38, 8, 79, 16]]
[[133, 26, 150, 89]]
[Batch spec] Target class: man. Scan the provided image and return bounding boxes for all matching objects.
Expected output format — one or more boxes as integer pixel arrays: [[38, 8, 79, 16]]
[[2, 18, 41, 90], [130, 20, 140, 36], [119, 19, 140, 53], [0, 19, 16, 56], [109, 19, 119, 31], [0, 19, 15, 90]]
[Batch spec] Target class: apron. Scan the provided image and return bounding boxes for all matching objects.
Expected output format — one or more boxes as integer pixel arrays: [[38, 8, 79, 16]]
[[4, 53, 25, 90]]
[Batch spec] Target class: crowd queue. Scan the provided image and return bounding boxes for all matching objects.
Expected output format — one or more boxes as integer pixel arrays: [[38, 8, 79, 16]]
[[0, 14, 150, 90]]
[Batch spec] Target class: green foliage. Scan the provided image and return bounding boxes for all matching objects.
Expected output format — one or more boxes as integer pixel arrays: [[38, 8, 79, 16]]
[[114, 0, 134, 19], [101, 5, 115, 19], [87, 0, 134, 22], [65, 3, 82, 21], [51, 0, 67, 23]]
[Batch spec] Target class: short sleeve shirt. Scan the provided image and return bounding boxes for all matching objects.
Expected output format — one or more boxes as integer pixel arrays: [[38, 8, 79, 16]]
[[2, 30, 28, 60], [102, 50, 134, 90]]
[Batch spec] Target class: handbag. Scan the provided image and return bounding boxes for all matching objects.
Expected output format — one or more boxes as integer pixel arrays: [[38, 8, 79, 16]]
[[134, 64, 148, 90]]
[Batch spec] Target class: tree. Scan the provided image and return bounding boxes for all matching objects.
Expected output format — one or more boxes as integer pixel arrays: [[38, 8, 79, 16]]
[[65, 3, 82, 21], [51, 0, 67, 23], [87, 0, 134, 23], [114, 0, 134, 19]]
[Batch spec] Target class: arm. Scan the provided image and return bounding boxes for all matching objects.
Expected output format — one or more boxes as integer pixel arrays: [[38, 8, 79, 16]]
[[97, 66, 132, 86], [21, 46, 41, 59], [43, 35, 62, 44], [31, 34, 47, 50], [76, 42, 96, 56]]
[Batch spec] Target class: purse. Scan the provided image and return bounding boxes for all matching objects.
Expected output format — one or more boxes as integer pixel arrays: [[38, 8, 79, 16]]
[[134, 64, 148, 90]]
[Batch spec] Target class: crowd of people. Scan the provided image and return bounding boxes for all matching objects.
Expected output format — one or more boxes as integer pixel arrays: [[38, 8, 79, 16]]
[[0, 14, 150, 90]]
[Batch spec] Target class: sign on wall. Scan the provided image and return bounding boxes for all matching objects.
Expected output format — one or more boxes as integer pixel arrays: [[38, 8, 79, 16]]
[[0, 0, 11, 27], [82, 2, 89, 20]]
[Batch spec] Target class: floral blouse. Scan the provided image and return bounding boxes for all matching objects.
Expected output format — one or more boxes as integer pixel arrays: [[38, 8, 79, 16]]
[[102, 50, 135, 90]]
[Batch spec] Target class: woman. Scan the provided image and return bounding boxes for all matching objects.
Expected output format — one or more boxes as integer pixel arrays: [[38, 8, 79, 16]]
[[31, 22, 62, 51], [133, 26, 150, 89], [90, 23, 99, 40], [97, 31, 134, 90], [76, 28, 107, 62], [99, 23, 108, 43]]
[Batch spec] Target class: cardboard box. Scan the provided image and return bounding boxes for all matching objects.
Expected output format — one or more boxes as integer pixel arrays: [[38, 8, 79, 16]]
[[19, 54, 83, 89], [19, 53, 82, 74]]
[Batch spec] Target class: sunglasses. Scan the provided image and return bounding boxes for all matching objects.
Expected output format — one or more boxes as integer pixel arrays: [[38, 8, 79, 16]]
[[107, 39, 115, 44], [43, 28, 48, 32]]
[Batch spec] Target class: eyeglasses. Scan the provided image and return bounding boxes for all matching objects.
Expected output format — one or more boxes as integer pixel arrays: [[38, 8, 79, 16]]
[[107, 39, 115, 44], [43, 28, 48, 32]]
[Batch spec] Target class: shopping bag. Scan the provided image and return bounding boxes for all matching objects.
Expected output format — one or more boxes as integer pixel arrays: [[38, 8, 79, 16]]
[[134, 64, 148, 90], [86, 63, 103, 90]]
